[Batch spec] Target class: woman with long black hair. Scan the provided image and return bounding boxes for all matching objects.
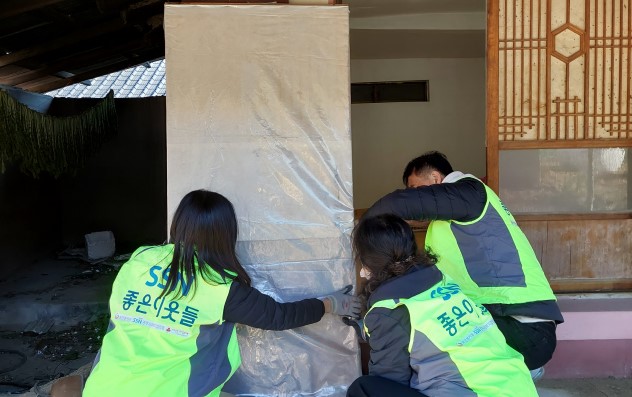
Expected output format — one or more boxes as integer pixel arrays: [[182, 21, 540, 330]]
[[84, 189, 360, 397]]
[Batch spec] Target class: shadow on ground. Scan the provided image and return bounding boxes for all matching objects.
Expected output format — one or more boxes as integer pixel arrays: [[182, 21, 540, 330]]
[[0, 256, 118, 394]]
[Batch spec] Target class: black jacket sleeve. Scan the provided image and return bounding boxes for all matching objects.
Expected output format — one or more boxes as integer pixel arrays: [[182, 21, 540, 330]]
[[222, 282, 325, 330], [364, 177, 487, 222], [365, 306, 412, 386]]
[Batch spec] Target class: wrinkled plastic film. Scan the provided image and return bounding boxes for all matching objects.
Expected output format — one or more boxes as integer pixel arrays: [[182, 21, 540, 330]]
[[164, 4, 359, 396]]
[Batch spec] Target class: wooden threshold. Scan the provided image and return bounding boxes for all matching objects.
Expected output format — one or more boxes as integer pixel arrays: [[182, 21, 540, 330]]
[[550, 279, 632, 294], [499, 139, 632, 149], [515, 213, 632, 221], [357, 208, 632, 222]]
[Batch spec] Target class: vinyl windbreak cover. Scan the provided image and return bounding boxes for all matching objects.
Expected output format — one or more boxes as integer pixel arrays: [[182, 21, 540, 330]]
[[164, 4, 359, 396]]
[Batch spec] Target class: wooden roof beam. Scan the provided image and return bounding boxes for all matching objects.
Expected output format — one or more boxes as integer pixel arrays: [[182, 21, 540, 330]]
[[176, 1, 341, 3], [20, 49, 164, 93], [0, 0, 66, 19], [177, 1, 282, 3], [0, 18, 126, 68], [0, 39, 151, 86], [96, 0, 164, 18]]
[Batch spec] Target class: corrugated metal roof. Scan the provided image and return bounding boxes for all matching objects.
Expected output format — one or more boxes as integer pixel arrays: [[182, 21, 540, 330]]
[[46, 59, 166, 98]]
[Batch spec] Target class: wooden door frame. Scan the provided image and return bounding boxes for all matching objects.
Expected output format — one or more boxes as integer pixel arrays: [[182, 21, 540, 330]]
[[486, 0, 500, 193]]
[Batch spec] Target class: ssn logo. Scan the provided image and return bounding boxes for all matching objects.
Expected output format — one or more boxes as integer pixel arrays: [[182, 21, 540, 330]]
[[145, 265, 191, 296]]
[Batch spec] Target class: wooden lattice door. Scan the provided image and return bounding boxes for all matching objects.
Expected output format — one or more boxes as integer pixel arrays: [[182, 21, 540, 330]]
[[487, 0, 632, 292], [487, 0, 632, 190]]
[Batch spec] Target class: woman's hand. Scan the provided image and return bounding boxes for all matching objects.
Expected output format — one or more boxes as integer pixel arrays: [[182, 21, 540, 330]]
[[320, 285, 362, 318]]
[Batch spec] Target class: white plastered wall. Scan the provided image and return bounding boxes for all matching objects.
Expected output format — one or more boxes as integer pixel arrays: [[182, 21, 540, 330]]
[[351, 58, 486, 209], [164, 4, 359, 396]]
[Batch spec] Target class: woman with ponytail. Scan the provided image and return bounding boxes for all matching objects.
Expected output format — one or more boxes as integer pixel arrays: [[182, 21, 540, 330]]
[[347, 214, 536, 397]]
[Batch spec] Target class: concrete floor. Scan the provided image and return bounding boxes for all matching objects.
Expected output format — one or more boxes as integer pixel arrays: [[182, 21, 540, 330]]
[[537, 378, 632, 397], [1, 256, 630, 397]]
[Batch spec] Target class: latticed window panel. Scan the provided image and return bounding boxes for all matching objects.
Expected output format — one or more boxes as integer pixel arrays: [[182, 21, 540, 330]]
[[497, 0, 632, 143]]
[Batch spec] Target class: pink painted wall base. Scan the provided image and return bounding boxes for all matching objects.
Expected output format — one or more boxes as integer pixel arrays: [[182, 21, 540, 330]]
[[543, 294, 632, 379]]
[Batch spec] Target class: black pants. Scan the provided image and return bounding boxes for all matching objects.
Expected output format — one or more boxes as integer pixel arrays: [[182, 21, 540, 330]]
[[492, 314, 557, 370], [347, 376, 427, 397]]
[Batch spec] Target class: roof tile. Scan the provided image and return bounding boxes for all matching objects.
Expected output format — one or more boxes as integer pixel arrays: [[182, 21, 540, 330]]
[[46, 59, 166, 98]]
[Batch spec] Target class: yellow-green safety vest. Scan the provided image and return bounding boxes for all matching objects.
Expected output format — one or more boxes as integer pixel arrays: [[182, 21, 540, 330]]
[[426, 175, 557, 305], [366, 278, 537, 397], [83, 245, 240, 397]]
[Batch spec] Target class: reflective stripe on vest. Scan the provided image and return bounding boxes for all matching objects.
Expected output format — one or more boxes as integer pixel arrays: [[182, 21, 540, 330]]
[[366, 279, 537, 397], [426, 177, 556, 305], [83, 245, 240, 397]]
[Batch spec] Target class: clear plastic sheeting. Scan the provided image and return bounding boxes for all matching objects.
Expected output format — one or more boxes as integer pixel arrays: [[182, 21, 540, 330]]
[[164, 4, 358, 396]]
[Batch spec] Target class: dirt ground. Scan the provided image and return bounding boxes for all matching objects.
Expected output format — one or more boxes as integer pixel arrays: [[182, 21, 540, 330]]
[[0, 313, 106, 394], [0, 257, 118, 395]]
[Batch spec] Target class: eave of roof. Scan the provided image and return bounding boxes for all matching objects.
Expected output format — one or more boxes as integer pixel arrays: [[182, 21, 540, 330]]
[[46, 59, 166, 98]]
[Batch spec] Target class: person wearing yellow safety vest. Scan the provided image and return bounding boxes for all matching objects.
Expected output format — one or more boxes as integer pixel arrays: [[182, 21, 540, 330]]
[[363, 151, 564, 379], [346, 214, 537, 397], [83, 190, 361, 397]]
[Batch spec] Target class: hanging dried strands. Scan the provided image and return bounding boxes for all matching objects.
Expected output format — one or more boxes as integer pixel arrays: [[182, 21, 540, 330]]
[[0, 90, 117, 177]]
